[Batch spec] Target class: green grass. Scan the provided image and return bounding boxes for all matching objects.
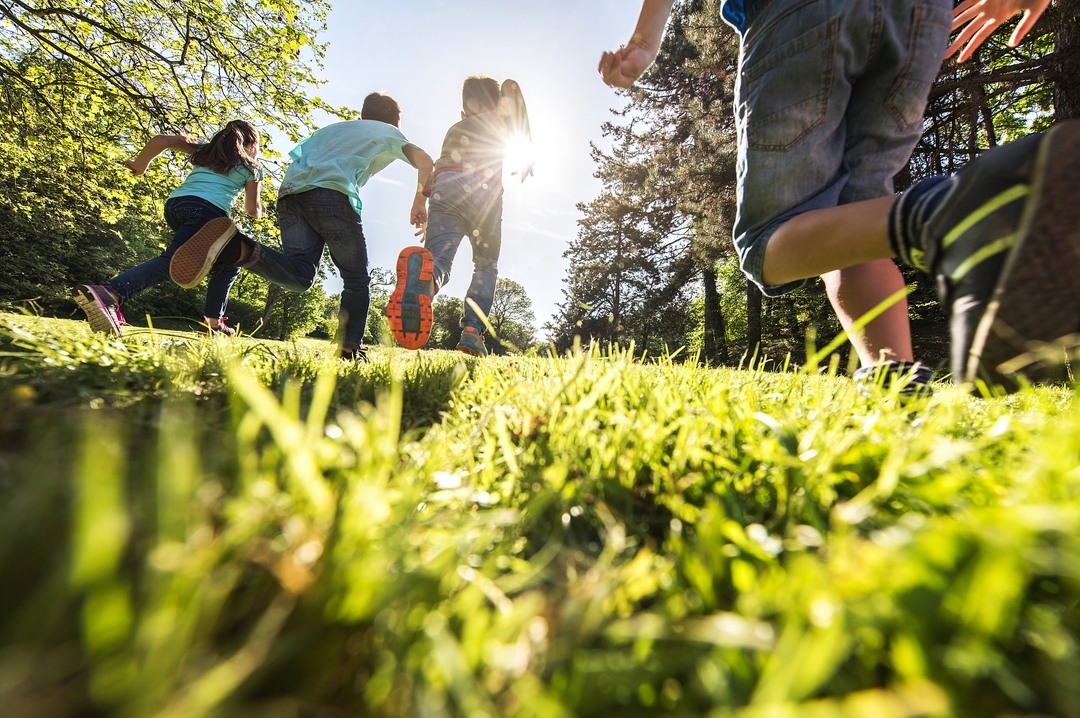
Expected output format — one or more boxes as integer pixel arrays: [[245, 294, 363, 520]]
[[2, 311, 1079, 718]]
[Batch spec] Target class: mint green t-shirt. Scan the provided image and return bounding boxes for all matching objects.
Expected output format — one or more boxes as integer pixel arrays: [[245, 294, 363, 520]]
[[168, 164, 261, 212], [278, 120, 417, 215]]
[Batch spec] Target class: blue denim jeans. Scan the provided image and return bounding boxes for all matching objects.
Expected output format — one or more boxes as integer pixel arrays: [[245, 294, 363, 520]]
[[105, 196, 241, 318], [245, 188, 370, 346], [424, 171, 503, 331], [733, 0, 952, 295]]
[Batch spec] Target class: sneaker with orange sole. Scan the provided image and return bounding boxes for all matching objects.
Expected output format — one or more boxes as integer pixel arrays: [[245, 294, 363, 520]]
[[169, 217, 239, 288], [387, 245, 434, 350]]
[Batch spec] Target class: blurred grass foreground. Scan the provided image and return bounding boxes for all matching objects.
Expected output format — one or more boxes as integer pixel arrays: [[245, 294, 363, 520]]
[[1, 311, 1079, 718]]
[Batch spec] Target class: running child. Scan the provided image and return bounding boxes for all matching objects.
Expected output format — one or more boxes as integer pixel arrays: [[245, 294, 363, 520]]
[[601, 0, 1079, 391], [387, 76, 533, 357], [73, 120, 264, 337], [166, 92, 433, 361]]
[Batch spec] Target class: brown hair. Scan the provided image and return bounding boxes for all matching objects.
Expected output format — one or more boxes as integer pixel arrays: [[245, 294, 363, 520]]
[[462, 75, 501, 117], [361, 92, 401, 126], [190, 120, 259, 175]]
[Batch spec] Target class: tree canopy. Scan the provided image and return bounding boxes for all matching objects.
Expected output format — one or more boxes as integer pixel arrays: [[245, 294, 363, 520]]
[[0, 0, 340, 333]]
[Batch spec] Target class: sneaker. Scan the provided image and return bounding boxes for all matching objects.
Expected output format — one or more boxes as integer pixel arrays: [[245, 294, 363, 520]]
[[920, 121, 1080, 388], [169, 217, 240, 289], [201, 316, 236, 337], [72, 284, 125, 336], [456, 325, 488, 357], [853, 360, 933, 399], [340, 344, 369, 362], [387, 245, 434, 350]]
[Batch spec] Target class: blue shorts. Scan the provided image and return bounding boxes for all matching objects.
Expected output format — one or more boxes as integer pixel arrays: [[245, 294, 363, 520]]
[[733, 0, 952, 295]]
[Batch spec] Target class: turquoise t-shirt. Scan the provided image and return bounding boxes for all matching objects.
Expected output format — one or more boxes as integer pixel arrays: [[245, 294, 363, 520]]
[[278, 120, 417, 216], [169, 164, 261, 212]]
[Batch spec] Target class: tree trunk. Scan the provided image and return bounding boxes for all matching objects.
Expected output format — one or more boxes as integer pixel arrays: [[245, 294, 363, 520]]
[[1055, 0, 1080, 120], [702, 267, 727, 364], [746, 279, 762, 364], [612, 216, 624, 345], [259, 285, 282, 336]]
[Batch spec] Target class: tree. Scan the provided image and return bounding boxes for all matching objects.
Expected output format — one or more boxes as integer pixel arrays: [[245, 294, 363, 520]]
[[487, 279, 536, 354], [262, 282, 332, 341], [0, 0, 341, 140], [429, 296, 462, 351], [552, 0, 740, 360]]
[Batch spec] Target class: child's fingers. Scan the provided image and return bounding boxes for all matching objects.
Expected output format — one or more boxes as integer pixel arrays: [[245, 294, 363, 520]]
[[1010, 4, 1049, 46], [951, 0, 984, 29], [964, 20, 1002, 61], [598, 51, 615, 77], [945, 18, 986, 60]]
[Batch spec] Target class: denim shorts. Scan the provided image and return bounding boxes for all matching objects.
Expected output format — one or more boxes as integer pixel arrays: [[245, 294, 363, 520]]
[[732, 0, 952, 295]]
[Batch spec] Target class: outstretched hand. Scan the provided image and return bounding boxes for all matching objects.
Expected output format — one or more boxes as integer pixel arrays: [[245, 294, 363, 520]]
[[124, 159, 145, 176], [598, 40, 655, 89], [947, 0, 1050, 63]]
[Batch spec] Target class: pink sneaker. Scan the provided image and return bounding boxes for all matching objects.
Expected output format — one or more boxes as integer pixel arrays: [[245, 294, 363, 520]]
[[72, 284, 125, 336]]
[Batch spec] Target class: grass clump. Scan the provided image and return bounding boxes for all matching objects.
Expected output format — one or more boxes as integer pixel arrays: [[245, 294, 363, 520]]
[[1, 312, 1079, 718]]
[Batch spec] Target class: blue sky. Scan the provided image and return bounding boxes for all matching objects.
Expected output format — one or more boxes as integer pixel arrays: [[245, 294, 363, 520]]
[[273, 0, 641, 332]]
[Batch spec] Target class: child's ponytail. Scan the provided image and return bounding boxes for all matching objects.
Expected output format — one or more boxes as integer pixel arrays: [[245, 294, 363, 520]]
[[190, 119, 260, 175], [498, 79, 531, 140]]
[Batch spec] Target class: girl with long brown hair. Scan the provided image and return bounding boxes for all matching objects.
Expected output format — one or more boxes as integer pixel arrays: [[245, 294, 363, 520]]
[[73, 120, 264, 336]]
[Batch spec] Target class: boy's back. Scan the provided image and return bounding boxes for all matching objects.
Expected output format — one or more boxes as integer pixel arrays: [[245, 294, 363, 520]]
[[280, 119, 416, 214], [434, 112, 514, 180]]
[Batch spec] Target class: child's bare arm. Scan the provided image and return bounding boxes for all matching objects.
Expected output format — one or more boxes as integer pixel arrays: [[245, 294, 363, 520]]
[[403, 144, 434, 231], [947, 0, 1050, 62], [244, 180, 265, 219], [598, 0, 676, 88], [125, 134, 199, 175]]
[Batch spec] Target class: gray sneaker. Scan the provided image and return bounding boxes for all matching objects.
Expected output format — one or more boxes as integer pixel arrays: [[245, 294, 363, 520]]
[[916, 121, 1080, 388], [456, 326, 488, 357], [72, 284, 125, 336]]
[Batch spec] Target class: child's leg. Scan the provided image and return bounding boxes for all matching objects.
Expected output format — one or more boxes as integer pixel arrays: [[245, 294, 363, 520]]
[[769, 117, 1080, 385], [424, 175, 472, 293], [734, 0, 951, 370], [462, 188, 504, 331], [318, 209, 371, 349], [240, 192, 326, 292], [106, 197, 226, 303], [823, 262, 912, 365], [204, 266, 240, 321]]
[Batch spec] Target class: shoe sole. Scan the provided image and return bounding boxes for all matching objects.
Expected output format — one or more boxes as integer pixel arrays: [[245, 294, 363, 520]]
[[456, 343, 485, 357], [387, 246, 434, 350], [72, 285, 123, 336], [169, 217, 237, 289], [967, 120, 1080, 389]]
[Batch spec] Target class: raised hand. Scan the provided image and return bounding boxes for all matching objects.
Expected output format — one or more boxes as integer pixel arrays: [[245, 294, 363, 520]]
[[598, 40, 655, 89], [947, 0, 1050, 63]]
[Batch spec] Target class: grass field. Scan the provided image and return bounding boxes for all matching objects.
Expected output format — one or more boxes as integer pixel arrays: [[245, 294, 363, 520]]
[[2, 311, 1079, 718]]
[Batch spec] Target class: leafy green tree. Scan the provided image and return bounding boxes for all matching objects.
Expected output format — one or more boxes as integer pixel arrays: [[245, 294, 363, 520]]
[[553, 0, 735, 360], [487, 278, 536, 354], [365, 267, 394, 346], [429, 295, 463, 350], [0, 0, 340, 139], [262, 282, 331, 341]]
